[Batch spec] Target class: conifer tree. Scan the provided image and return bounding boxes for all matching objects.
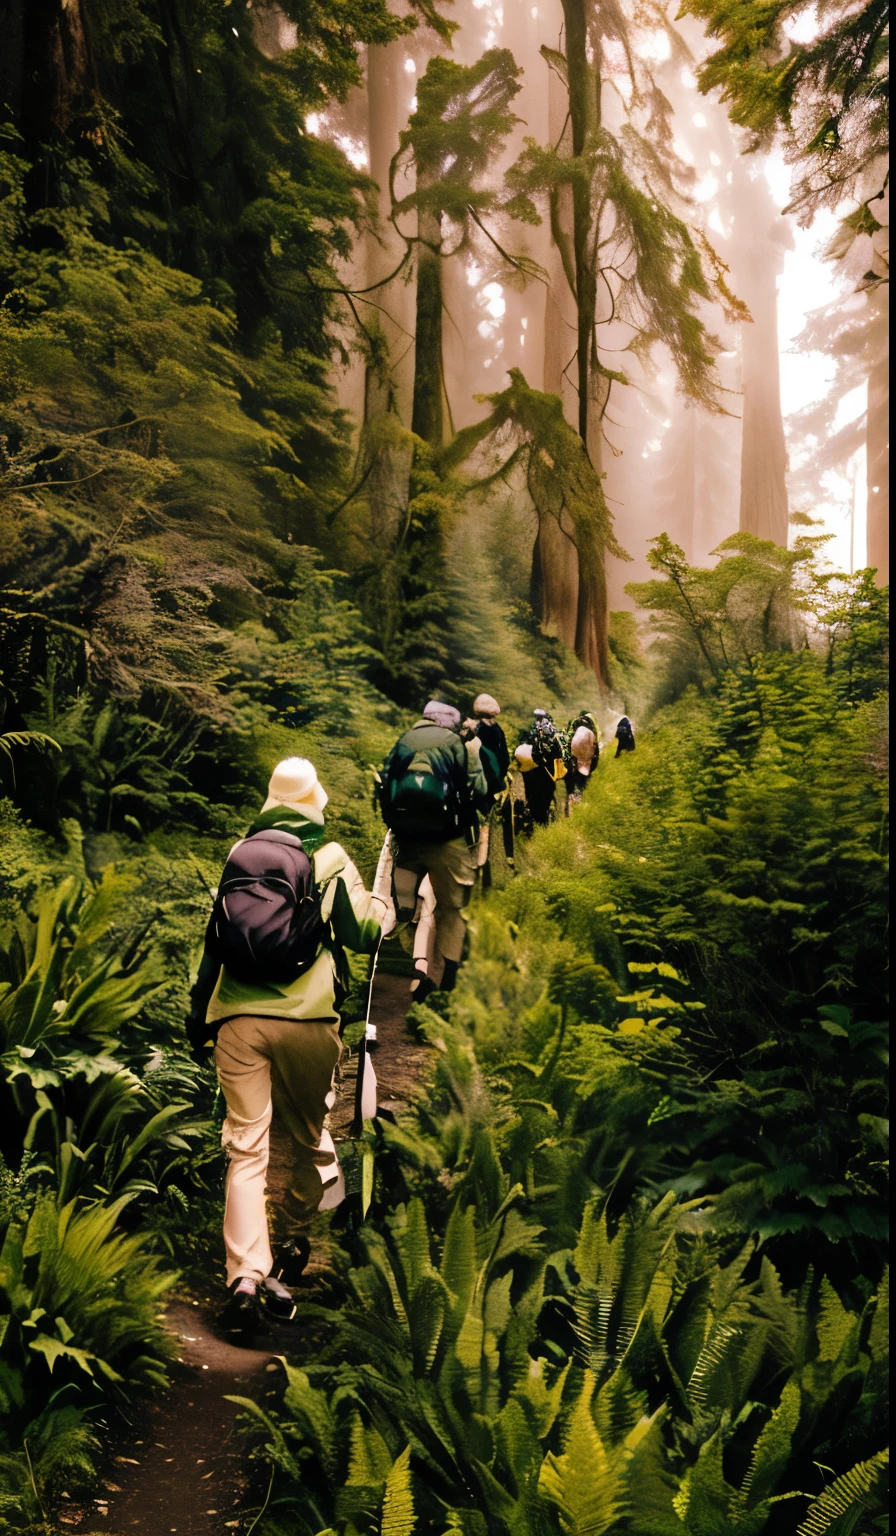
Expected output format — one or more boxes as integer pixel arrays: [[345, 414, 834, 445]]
[[683, 0, 889, 577], [392, 48, 526, 447], [789, 281, 888, 580], [503, 1, 746, 679], [653, 397, 739, 564], [444, 369, 628, 687], [729, 162, 793, 545], [681, 0, 889, 227]]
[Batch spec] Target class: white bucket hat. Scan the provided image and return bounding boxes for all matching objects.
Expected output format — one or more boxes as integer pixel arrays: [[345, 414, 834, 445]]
[[261, 757, 328, 822], [473, 693, 500, 717]]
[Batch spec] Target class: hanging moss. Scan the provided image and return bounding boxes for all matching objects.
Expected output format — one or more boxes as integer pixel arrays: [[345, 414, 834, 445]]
[[445, 369, 629, 685]]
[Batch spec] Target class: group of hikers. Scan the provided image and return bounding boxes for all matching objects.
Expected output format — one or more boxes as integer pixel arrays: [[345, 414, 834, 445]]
[[185, 695, 635, 1328]]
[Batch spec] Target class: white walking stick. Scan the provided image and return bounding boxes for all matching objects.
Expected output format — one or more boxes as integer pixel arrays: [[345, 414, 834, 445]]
[[353, 937, 381, 1134]]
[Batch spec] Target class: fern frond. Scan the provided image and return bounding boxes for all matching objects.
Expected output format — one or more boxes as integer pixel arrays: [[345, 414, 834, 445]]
[[796, 1449, 888, 1536], [381, 1445, 415, 1536], [538, 1371, 627, 1534]]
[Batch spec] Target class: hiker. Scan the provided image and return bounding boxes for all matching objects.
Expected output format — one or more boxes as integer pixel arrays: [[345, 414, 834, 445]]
[[377, 699, 488, 1002], [567, 710, 600, 808], [514, 708, 568, 828], [615, 716, 636, 757], [460, 692, 510, 888], [186, 757, 386, 1329]]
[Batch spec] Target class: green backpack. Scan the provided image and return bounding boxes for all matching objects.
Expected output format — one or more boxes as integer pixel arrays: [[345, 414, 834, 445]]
[[380, 739, 465, 843]]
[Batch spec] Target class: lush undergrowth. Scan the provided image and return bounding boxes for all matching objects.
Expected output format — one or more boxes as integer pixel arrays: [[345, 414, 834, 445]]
[[0, 2, 888, 1530], [1, 548, 890, 1532], [232, 616, 889, 1535]]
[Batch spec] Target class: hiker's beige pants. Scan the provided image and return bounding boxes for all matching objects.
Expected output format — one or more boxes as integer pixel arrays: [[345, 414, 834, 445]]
[[373, 835, 439, 978], [392, 835, 477, 984], [215, 1014, 342, 1285]]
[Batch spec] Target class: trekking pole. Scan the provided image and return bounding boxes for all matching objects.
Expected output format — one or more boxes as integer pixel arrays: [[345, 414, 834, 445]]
[[352, 936, 382, 1136], [364, 935, 382, 1049]]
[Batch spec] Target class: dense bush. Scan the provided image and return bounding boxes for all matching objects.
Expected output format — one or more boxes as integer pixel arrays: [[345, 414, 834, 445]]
[[236, 562, 888, 1530], [0, 871, 205, 1520]]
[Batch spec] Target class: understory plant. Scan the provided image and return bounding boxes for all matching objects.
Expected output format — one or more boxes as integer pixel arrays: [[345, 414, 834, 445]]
[[0, 872, 198, 1523], [239, 601, 888, 1533], [239, 1185, 889, 1534]]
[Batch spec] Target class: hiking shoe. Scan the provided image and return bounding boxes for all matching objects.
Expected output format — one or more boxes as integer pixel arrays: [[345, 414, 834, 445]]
[[274, 1233, 311, 1286], [221, 1277, 260, 1332], [410, 974, 437, 1005], [263, 1274, 297, 1322]]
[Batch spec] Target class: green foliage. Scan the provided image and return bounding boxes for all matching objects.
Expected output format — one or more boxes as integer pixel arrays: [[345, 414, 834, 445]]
[[0, 1194, 174, 1527], [243, 1183, 889, 1533], [508, 119, 744, 416], [680, 0, 889, 233], [626, 533, 889, 709], [445, 369, 629, 685], [392, 50, 527, 237], [0, 870, 199, 1525], [458, 656, 887, 1274], [625, 532, 807, 692]]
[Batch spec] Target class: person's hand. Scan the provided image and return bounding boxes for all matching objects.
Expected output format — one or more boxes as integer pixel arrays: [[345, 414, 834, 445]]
[[186, 1015, 214, 1066]]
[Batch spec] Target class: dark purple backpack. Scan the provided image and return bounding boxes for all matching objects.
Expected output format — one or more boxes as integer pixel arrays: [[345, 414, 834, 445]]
[[212, 829, 326, 985]]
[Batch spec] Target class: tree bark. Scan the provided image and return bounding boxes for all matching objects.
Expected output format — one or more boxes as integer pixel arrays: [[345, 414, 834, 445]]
[[365, 40, 414, 426], [24, 0, 92, 140], [866, 289, 889, 584], [733, 167, 791, 546], [531, 2, 610, 684], [560, 0, 601, 458], [411, 202, 445, 447], [0, 0, 25, 126], [530, 509, 580, 650]]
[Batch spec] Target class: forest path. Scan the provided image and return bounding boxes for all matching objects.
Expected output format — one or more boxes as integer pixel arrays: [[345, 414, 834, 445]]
[[63, 963, 426, 1536]]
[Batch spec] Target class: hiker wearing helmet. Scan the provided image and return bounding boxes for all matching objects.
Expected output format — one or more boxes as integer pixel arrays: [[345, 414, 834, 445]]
[[460, 693, 511, 888], [514, 708, 569, 828], [186, 757, 386, 1331], [377, 700, 489, 1003], [567, 710, 600, 808]]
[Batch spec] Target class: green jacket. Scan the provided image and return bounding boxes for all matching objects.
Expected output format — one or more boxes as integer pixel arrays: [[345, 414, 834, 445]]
[[188, 808, 384, 1046], [381, 720, 490, 831]]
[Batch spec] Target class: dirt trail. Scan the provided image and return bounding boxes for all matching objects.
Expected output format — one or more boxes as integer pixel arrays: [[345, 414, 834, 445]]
[[59, 1301, 285, 1536], [63, 958, 427, 1536]]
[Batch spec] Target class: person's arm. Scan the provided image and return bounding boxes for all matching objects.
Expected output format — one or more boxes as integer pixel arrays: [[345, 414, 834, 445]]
[[463, 735, 489, 803], [317, 844, 385, 955], [185, 911, 221, 1061], [496, 725, 511, 778]]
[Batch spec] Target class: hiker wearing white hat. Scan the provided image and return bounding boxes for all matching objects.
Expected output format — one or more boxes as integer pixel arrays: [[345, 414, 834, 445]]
[[186, 756, 386, 1330], [261, 756, 329, 820]]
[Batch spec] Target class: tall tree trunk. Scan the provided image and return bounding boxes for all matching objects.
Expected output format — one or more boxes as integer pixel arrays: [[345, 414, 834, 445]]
[[361, 40, 414, 557], [0, 0, 26, 125], [561, 0, 601, 457], [365, 40, 413, 426], [5, 0, 93, 179], [411, 201, 445, 447], [866, 289, 889, 584], [531, 0, 610, 685], [733, 167, 791, 546], [536, 57, 580, 649]]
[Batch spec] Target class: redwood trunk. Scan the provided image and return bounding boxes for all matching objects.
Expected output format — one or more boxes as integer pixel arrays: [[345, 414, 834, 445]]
[[866, 290, 889, 584], [734, 169, 791, 546], [411, 203, 445, 447]]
